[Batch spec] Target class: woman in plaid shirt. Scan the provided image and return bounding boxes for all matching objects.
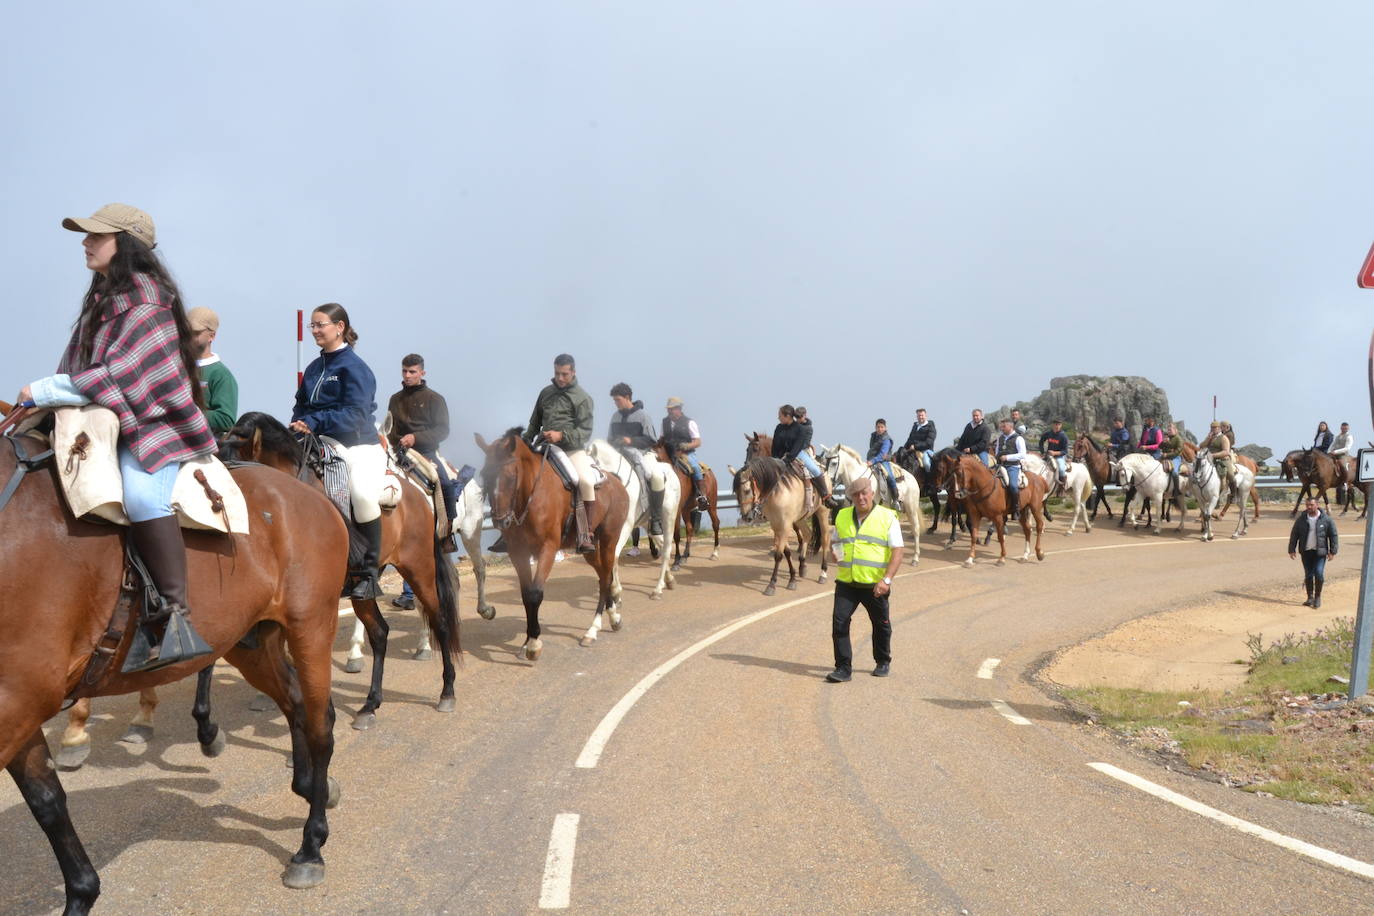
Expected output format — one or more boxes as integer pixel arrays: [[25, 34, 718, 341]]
[[20, 203, 216, 673]]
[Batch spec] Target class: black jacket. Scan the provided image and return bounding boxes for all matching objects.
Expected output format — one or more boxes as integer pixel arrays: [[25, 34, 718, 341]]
[[957, 421, 991, 454], [1289, 512, 1339, 556], [771, 421, 806, 464], [607, 401, 657, 450], [904, 420, 936, 451]]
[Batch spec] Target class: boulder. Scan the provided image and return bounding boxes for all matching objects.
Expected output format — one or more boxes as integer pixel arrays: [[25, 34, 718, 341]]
[[993, 375, 1174, 440]]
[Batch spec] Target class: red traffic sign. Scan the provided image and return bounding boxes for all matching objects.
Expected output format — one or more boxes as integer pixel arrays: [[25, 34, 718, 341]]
[[1360, 241, 1374, 288]]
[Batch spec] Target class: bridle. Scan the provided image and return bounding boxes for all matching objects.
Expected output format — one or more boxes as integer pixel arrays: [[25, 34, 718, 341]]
[[951, 459, 995, 503], [734, 468, 764, 524], [490, 439, 550, 530], [0, 410, 54, 515]]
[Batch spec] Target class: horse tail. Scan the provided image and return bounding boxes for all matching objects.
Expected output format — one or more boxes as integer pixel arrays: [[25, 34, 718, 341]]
[[430, 534, 462, 662], [809, 513, 822, 554]]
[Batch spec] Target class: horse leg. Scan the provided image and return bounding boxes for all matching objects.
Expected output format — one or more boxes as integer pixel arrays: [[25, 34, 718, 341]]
[[764, 533, 784, 596], [349, 598, 390, 730], [582, 537, 623, 647], [119, 686, 161, 746], [994, 517, 1007, 566], [1018, 510, 1032, 562], [407, 540, 461, 712], [517, 547, 555, 660], [344, 617, 367, 674], [9, 728, 101, 914], [462, 519, 496, 620], [784, 544, 799, 591], [1034, 506, 1046, 560], [190, 666, 227, 757], [963, 507, 980, 567], [707, 503, 721, 561], [57, 699, 93, 770], [817, 516, 831, 582]]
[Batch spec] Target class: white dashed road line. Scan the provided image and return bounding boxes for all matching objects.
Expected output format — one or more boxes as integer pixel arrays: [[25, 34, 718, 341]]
[[539, 812, 581, 909], [1088, 762, 1374, 880], [976, 657, 1001, 679], [990, 698, 1032, 725]]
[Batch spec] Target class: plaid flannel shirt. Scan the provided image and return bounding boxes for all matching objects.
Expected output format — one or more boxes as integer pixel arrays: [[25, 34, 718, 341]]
[[57, 272, 216, 472]]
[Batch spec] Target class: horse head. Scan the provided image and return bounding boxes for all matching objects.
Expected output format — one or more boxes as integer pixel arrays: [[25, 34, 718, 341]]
[[219, 412, 300, 474], [475, 428, 530, 529], [732, 464, 763, 523]]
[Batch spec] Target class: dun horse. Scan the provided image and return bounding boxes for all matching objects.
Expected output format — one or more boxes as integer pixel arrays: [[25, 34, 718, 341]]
[[477, 429, 630, 658], [730, 456, 831, 595], [1, 405, 345, 912], [945, 454, 1048, 566]]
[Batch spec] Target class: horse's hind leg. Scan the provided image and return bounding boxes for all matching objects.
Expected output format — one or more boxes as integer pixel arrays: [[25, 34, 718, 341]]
[[191, 666, 226, 757], [344, 618, 366, 674], [349, 599, 390, 730], [120, 686, 161, 746], [57, 699, 94, 770], [707, 504, 721, 561], [9, 727, 101, 914]]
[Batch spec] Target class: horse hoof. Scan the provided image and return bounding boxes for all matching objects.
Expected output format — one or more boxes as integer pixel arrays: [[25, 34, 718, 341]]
[[962, 558, 974, 568], [995, 558, 1005, 567], [666, 579, 675, 590], [412, 648, 433, 661], [1037, 553, 1045, 561], [201, 729, 227, 758], [609, 613, 623, 631], [327, 776, 342, 809], [649, 591, 662, 601], [710, 551, 719, 561], [344, 657, 364, 674], [436, 697, 456, 714], [525, 639, 543, 661], [249, 692, 275, 712], [1231, 533, 1240, 540], [56, 743, 90, 771], [818, 573, 828, 584], [579, 636, 596, 648], [351, 711, 376, 731], [282, 862, 326, 890], [478, 605, 497, 620], [786, 581, 798, 591], [120, 724, 155, 745], [763, 586, 776, 596]]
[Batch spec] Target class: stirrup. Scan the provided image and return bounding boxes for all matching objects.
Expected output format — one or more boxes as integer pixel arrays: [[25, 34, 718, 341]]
[[349, 573, 383, 600], [122, 611, 213, 674]]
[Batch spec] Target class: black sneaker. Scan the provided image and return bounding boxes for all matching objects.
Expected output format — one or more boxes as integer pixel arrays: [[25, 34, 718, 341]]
[[825, 668, 852, 683], [488, 534, 508, 554], [392, 595, 416, 610], [872, 663, 891, 677]]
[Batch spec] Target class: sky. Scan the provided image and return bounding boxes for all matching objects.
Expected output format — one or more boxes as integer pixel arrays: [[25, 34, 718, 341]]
[[6, 1, 1374, 475]]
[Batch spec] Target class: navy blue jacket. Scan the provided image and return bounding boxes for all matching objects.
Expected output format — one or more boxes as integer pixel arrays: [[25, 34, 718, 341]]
[[1110, 426, 1133, 455], [292, 345, 378, 447]]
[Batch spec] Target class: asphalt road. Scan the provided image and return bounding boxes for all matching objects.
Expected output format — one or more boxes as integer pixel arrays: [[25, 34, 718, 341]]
[[4, 516, 1373, 915]]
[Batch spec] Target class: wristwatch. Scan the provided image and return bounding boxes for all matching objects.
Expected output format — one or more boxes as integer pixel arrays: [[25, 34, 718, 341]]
[[881, 576, 892, 585]]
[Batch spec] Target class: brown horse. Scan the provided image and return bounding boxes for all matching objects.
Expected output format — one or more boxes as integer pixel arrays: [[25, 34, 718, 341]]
[[652, 438, 721, 568], [946, 454, 1048, 566], [476, 429, 630, 658], [1072, 434, 1117, 519], [730, 456, 830, 595], [1, 406, 345, 912], [1285, 448, 1341, 516]]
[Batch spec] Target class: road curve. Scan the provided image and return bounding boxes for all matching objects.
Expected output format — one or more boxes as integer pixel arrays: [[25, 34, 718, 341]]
[[4, 519, 1372, 914]]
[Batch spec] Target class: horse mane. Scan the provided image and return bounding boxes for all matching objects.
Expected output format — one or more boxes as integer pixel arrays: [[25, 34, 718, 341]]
[[220, 411, 298, 464], [742, 456, 790, 499], [836, 444, 862, 462], [1080, 433, 1103, 452]]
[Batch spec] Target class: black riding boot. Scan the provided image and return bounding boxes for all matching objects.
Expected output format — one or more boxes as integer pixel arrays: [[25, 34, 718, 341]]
[[349, 517, 384, 600], [812, 475, 838, 509], [1312, 578, 1323, 609], [1303, 577, 1314, 607], [488, 534, 508, 553], [122, 516, 214, 674], [694, 477, 710, 511], [575, 499, 597, 555], [1008, 487, 1021, 518], [647, 487, 665, 536]]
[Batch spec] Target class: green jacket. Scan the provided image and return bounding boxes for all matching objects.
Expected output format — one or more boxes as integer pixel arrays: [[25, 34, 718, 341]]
[[197, 355, 239, 434], [1161, 433, 1183, 459], [525, 377, 593, 452]]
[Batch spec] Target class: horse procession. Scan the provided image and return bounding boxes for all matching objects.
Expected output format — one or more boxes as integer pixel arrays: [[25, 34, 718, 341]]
[[2, 203, 1366, 913]]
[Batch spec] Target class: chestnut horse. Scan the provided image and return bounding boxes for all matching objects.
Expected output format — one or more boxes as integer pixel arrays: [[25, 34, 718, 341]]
[[945, 454, 1048, 567], [652, 438, 721, 568], [730, 456, 830, 595], [476, 430, 630, 658], [1071, 434, 1117, 519], [1, 406, 345, 913]]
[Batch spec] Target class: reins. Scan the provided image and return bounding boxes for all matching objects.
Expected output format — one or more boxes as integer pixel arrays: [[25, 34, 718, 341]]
[[492, 439, 550, 529], [0, 407, 54, 514]]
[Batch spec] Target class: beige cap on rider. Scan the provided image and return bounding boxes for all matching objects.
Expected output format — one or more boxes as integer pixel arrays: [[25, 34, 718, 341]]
[[666, 397, 684, 409], [62, 203, 156, 249]]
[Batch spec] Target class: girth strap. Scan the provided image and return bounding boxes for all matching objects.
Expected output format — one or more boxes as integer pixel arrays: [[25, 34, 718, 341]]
[[0, 435, 55, 514]]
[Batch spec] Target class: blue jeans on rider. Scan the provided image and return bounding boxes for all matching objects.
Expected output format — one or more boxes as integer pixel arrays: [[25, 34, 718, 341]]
[[1052, 455, 1066, 477], [979, 450, 991, 468], [1005, 463, 1021, 497], [797, 450, 822, 478], [872, 459, 897, 495], [119, 444, 179, 522], [683, 449, 703, 481], [918, 449, 932, 471], [1170, 456, 1182, 474]]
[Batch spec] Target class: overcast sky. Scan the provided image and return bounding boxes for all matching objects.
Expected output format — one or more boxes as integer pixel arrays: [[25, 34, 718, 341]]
[[6, 2, 1374, 472]]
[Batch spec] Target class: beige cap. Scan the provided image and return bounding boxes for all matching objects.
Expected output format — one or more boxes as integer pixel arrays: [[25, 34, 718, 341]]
[[666, 397, 684, 409], [847, 476, 873, 494], [62, 203, 156, 249], [187, 306, 219, 332]]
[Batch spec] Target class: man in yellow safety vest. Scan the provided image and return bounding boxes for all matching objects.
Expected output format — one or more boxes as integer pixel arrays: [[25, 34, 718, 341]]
[[826, 475, 905, 682]]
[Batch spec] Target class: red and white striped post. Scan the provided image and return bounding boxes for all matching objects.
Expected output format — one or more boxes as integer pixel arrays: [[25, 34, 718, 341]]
[[296, 309, 304, 387]]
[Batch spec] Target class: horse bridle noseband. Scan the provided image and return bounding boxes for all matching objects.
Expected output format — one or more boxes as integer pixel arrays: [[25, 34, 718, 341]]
[[0, 408, 54, 515]]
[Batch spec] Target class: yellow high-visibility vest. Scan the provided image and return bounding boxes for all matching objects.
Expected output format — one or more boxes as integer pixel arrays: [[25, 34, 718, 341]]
[[835, 504, 897, 584]]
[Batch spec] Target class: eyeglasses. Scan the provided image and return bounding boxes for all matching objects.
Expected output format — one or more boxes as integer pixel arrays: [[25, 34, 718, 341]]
[[308, 321, 338, 330]]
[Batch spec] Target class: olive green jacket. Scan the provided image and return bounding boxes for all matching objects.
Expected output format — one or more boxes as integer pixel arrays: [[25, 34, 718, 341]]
[[524, 377, 594, 452]]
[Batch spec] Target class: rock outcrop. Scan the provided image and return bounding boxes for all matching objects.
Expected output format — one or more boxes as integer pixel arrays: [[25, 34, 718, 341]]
[[994, 375, 1177, 440]]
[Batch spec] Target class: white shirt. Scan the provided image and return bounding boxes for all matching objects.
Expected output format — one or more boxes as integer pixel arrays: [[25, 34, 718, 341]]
[[1331, 432, 1354, 456], [855, 508, 904, 548]]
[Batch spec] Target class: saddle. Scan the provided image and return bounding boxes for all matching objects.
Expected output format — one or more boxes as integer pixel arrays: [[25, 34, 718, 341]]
[[45, 405, 249, 534], [543, 443, 606, 493], [392, 447, 453, 537]]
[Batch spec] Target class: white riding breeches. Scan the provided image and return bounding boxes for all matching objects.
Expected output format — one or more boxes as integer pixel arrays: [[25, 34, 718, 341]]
[[566, 448, 597, 502], [338, 440, 389, 523]]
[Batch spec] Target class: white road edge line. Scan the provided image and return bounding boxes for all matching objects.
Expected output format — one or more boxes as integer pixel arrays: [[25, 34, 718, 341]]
[[990, 698, 1031, 725], [976, 658, 1001, 679], [573, 533, 1355, 769], [1088, 762, 1374, 880], [539, 812, 581, 909]]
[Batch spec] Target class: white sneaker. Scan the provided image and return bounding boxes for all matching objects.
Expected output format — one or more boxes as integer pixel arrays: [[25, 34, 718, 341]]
[[627, 546, 641, 557], [555, 550, 566, 563]]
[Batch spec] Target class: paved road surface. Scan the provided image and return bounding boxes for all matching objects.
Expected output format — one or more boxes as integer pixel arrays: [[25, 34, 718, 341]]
[[4, 519, 1373, 914]]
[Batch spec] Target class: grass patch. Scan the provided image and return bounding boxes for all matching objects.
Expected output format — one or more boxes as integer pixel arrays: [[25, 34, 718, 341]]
[[1065, 617, 1374, 813]]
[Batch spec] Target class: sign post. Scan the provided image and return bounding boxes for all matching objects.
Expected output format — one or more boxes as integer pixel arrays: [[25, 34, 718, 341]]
[[296, 309, 304, 388], [1349, 249, 1374, 698]]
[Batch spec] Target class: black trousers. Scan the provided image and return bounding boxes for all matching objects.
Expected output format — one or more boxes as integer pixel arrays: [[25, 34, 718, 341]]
[[832, 580, 891, 671]]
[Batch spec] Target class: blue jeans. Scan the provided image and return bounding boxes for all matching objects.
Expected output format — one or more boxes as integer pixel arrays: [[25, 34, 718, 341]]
[[1051, 455, 1066, 477], [119, 445, 179, 522], [1301, 550, 1327, 583], [1005, 463, 1021, 497], [918, 449, 933, 471], [1170, 456, 1182, 474], [796, 451, 822, 478], [872, 460, 896, 495], [979, 450, 990, 468], [683, 449, 703, 481]]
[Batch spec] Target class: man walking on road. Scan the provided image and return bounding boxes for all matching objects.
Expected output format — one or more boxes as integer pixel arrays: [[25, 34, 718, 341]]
[[1289, 497, 1338, 608], [826, 476, 904, 683]]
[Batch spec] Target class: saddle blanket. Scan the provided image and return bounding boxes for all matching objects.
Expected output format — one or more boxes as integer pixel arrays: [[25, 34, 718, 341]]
[[53, 405, 249, 534]]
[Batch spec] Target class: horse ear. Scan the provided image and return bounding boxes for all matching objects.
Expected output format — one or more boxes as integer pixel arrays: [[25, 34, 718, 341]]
[[727, 464, 737, 476], [474, 433, 489, 451], [744, 433, 752, 441], [249, 428, 263, 459]]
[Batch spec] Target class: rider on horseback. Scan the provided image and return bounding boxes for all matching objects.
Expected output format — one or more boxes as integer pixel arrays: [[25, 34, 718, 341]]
[[663, 396, 710, 511], [608, 383, 667, 536], [1331, 421, 1355, 502], [1161, 421, 1185, 491], [772, 404, 836, 509], [957, 409, 993, 467], [902, 407, 936, 472], [867, 418, 902, 511], [21, 203, 216, 673], [1039, 419, 1069, 485], [1138, 417, 1164, 459], [291, 303, 387, 600], [1109, 418, 1133, 460], [995, 417, 1027, 517], [524, 354, 598, 554], [1201, 421, 1235, 499]]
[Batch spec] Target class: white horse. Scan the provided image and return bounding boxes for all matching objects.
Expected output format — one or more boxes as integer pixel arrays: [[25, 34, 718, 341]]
[[821, 444, 923, 564], [1115, 453, 1176, 535], [588, 438, 680, 600], [346, 474, 490, 672], [1057, 461, 1094, 535], [1189, 454, 1223, 541]]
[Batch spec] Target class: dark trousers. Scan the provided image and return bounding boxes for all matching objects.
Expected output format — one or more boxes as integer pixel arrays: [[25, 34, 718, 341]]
[[832, 580, 891, 671], [1301, 549, 1327, 583], [419, 448, 459, 521]]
